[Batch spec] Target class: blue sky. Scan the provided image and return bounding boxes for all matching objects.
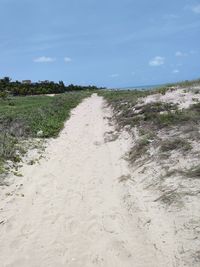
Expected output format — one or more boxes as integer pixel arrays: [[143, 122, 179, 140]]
[[0, 0, 200, 88]]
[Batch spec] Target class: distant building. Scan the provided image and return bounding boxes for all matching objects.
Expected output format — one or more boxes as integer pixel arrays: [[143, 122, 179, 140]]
[[22, 80, 31, 84], [39, 80, 50, 84]]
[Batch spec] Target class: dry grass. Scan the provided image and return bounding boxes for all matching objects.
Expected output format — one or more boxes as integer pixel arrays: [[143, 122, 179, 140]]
[[154, 189, 180, 206], [118, 174, 131, 183], [159, 138, 191, 153], [185, 165, 200, 179], [129, 137, 150, 163]]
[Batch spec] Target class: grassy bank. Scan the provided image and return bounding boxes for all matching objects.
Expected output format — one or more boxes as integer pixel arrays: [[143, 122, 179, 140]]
[[0, 91, 91, 176], [100, 89, 200, 157]]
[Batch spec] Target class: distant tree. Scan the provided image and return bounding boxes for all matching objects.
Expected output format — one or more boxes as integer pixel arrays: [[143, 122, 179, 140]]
[[59, 81, 65, 87], [2, 77, 11, 84], [0, 76, 101, 96]]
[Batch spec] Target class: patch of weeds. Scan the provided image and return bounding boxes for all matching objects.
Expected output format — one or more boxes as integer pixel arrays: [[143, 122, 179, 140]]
[[139, 102, 177, 115], [181, 125, 200, 140], [28, 160, 35, 165], [165, 169, 178, 177], [193, 89, 200, 94], [160, 138, 191, 152], [164, 168, 185, 178], [138, 128, 156, 139], [0, 160, 5, 175], [192, 98, 199, 102], [155, 87, 169, 95], [5, 192, 12, 196], [123, 102, 180, 131], [167, 78, 200, 88], [154, 189, 180, 206], [129, 137, 150, 163], [16, 144, 27, 156], [13, 155, 22, 163], [189, 102, 200, 112], [13, 171, 23, 177], [185, 165, 200, 179], [28, 159, 39, 165], [181, 124, 198, 134], [118, 174, 131, 183], [104, 131, 119, 143], [0, 134, 18, 161]]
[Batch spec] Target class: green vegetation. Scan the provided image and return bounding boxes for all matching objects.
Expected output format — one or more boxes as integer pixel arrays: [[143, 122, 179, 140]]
[[0, 92, 91, 137], [167, 78, 200, 88], [101, 90, 200, 131], [0, 91, 91, 177], [0, 76, 102, 96], [100, 87, 200, 163], [99, 90, 150, 129], [148, 78, 200, 95], [99, 89, 149, 105], [101, 80, 200, 209]]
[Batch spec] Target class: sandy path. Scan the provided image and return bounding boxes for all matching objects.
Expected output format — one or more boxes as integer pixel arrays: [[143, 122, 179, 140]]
[[0, 95, 165, 267]]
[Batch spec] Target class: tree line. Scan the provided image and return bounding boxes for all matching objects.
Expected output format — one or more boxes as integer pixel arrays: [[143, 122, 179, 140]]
[[0, 77, 103, 97]]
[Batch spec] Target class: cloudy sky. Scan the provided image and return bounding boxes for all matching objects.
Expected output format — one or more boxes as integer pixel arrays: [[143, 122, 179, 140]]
[[0, 0, 200, 87]]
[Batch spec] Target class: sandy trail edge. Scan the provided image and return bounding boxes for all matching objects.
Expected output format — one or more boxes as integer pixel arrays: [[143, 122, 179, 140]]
[[0, 94, 172, 267]]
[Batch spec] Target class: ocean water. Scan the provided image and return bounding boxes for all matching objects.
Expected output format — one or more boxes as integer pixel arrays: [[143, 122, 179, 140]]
[[115, 84, 164, 91]]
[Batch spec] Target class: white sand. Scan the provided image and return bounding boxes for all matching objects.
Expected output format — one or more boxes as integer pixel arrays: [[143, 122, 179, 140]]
[[140, 87, 200, 109], [0, 94, 175, 267]]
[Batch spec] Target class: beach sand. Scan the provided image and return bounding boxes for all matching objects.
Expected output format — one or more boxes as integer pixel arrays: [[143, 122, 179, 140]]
[[0, 94, 188, 266]]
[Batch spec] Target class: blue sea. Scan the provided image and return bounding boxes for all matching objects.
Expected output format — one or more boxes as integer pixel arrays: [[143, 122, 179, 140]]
[[116, 84, 164, 91]]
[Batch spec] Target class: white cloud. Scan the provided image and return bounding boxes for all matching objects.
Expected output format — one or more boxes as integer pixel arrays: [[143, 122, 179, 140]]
[[110, 74, 119, 78], [149, 56, 165, 66], [33, 56, 56, 63], [64, 57, 72, 63], [175, 51, 187, 57], [173, 69, 180, 74], [192, 4, 200, 14]]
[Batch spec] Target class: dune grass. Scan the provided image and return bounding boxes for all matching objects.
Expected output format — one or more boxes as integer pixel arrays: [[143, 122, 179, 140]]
[[159, 138, 191, 153], [185, 165, 200, 179], [100, 90, 200, 131], [100, 89, 200, 164]]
